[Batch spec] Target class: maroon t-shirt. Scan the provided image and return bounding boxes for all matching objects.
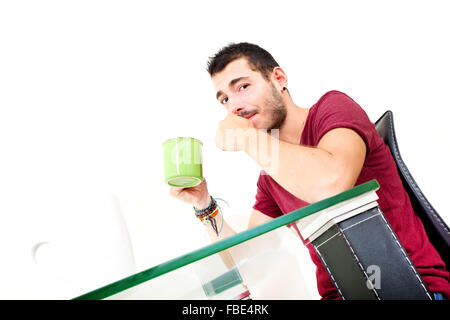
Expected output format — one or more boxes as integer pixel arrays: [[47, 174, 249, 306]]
[[253, 90, 450, 299]]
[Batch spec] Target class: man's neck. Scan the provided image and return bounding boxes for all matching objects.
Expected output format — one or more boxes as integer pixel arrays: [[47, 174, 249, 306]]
[[276, 101, 309, 145]]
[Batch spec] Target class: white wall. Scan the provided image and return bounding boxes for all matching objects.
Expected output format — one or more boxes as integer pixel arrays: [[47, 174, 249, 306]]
[[0, 0, 449, 299]]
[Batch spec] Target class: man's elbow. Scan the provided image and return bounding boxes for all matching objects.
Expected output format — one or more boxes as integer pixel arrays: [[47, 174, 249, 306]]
[[306, 172, 355, 204]]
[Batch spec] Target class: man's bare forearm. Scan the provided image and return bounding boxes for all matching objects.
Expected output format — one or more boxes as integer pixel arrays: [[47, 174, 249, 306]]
[[204, 217, 237, 269]]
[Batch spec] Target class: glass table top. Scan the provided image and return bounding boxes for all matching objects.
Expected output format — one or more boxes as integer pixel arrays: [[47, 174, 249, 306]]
[[73, 180, 380, 300]]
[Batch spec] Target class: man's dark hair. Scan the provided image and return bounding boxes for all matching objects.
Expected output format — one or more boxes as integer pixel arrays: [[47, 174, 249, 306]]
[[206, 42, 280, 80]]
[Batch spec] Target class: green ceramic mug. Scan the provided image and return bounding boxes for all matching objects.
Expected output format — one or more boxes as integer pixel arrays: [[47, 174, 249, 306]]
[[162, 137, 203, 188]]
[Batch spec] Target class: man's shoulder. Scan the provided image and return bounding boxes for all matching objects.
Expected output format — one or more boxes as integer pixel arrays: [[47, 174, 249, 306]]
[[316, 90, 351, 104], [314, 90, 362, 116]]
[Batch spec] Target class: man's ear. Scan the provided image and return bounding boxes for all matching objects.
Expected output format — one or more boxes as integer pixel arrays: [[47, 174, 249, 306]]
[[271, 66, 288, 91]]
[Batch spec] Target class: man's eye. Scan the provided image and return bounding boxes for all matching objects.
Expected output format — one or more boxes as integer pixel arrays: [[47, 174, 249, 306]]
[[221, 97, 228, 104], [239, 84, 249, 91]]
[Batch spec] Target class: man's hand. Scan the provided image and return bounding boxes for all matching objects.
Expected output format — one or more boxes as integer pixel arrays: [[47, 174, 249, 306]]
[[214, 113, 256, 151], [169, 178, 211, 210]]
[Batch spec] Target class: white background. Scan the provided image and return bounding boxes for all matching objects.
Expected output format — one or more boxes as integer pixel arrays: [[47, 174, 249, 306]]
[[0, 0, 449, 299]]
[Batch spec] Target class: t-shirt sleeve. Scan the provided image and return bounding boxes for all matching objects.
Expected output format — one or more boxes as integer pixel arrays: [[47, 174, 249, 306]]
[[252, 172, 283, 218], [313, 91, 375, 154]]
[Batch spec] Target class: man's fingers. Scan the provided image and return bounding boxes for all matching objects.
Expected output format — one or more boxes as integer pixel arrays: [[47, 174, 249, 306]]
[[169, 187, 184, 198]]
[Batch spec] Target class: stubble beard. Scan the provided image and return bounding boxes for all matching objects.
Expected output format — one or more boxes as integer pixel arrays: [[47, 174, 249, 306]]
[[264, 83, 287, 132]]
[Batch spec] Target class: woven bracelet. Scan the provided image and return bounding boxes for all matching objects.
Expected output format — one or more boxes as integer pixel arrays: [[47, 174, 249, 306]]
[[198, 207, 219, 222], [194, 196, 217, 218], [194, 196, 220, 236]]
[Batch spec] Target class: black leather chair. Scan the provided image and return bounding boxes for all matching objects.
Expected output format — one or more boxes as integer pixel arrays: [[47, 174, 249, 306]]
[[374, 110, 450, 270]]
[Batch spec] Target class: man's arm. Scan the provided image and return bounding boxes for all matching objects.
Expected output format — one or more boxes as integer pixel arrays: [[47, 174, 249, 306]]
[[205, 209, 273, 241], [245, 127, 366, 204], [248, 209, 274, 229], [204, 209, 273, 269], [169, 180, 274, 268]]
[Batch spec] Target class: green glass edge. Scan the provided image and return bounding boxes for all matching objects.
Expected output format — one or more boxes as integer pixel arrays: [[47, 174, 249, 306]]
[[73, 179, 379, 300]]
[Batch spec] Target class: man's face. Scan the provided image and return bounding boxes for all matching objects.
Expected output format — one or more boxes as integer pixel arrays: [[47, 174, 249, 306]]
[[212, 58, 287, 130]]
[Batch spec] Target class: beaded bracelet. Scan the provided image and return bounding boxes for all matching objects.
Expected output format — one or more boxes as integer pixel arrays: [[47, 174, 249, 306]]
[[194, 196, 220, 236], [194, 197, 217, 219], [198, 207, 219, 222]]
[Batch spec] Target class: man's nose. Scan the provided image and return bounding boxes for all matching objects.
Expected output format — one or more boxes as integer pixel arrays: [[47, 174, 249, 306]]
[[230, 103, 244, 115]]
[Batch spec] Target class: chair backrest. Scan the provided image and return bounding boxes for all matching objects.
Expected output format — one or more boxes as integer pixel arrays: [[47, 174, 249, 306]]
[[374, 110, 450, 270]]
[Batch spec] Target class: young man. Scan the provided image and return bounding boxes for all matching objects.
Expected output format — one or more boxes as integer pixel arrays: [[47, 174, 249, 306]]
[[169, 42, 450, 300]]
